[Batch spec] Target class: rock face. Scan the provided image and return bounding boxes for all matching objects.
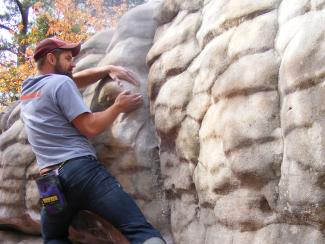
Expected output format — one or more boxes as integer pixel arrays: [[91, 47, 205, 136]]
[[0, 0, 324, 243], [0, 1, 171, 243], [147, 0, 325, 243]]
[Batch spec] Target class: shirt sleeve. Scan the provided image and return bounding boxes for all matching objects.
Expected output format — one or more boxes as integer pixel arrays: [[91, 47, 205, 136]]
[[53, 78, 91, 122]]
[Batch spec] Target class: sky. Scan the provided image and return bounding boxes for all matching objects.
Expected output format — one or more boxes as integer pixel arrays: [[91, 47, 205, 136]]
[[0, 0, 5, 15], [0, 0, 16, 62], [0, 0, 11, 41]]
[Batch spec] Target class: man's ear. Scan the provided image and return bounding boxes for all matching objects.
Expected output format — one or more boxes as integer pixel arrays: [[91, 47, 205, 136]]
[[46, 53, 57, 66]]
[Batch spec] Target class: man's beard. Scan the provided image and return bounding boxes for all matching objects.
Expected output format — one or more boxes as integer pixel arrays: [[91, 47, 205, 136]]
[[54, 62, 73, 78]]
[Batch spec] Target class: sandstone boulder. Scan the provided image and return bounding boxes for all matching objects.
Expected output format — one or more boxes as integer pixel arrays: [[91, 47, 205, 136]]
[[147, 0, 325, 243]]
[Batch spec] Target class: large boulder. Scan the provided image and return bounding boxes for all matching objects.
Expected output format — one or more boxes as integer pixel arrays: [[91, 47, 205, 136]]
[[0, 1, 171, 243], [147, 0, 325, 243]]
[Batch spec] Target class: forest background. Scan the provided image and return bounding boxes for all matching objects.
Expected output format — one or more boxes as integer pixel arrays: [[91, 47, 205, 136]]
[[0, 0, 146, 109]]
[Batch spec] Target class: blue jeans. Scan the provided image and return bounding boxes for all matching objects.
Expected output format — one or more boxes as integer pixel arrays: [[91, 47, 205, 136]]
[[41, 155, 163, 244]]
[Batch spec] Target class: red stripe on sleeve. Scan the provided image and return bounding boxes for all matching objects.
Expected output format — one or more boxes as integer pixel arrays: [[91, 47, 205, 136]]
[[20, 92, 42, 101]]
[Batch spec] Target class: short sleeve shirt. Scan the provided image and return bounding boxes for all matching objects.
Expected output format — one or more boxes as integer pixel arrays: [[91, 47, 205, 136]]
[[20, 74, 96, 170]]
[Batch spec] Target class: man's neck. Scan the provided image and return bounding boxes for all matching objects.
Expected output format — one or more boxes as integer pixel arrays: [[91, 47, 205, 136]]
[[37, 66, 55, 76]]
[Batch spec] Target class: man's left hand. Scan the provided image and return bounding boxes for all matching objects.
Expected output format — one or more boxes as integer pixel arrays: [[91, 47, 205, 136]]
[[108, 65, 140, 87]]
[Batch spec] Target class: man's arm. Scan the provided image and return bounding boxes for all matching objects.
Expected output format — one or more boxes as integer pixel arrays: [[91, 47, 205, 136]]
[[73, 65, 140, 88], [72, 91, 142, 138]]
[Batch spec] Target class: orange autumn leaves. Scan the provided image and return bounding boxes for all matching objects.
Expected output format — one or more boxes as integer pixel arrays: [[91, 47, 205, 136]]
[[41, 0, 105, 42], [0, 61, 33, 104], [0, 0, 128, 106]]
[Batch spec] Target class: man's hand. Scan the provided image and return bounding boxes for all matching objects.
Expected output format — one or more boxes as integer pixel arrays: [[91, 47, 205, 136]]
[[73, 65, 140, 88], [114, 91, 143, 113], [108, 65, 140, 87], [72, 91, 143, 138]]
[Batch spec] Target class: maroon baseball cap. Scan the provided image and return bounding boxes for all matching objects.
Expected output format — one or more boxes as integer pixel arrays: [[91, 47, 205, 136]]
[[33, 37, 81, 61]]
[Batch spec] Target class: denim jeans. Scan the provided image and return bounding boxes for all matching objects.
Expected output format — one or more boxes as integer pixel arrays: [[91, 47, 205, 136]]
[[41, 155, 163, 244]]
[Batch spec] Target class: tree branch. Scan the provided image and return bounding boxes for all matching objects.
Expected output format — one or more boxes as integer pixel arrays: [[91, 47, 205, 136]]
[[13, 0, 29, 34], [0, 47, 18, 56], [13, 0, 24, 16], [0, 23, 14, 32]]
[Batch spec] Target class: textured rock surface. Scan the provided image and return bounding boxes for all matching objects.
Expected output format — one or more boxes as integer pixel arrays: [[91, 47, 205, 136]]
[[147, 0, 325, 243], [0, 231, 42, 244], [0, 1, 171, 243]]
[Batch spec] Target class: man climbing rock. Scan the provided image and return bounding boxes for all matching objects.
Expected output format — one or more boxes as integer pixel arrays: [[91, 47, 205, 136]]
[[20, 37, 165, 244]]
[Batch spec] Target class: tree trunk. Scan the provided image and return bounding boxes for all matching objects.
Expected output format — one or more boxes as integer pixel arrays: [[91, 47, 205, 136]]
[[14, 0, 30, 64]]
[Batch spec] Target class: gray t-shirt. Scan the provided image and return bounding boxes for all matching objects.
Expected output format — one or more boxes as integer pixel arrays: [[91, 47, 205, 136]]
[[20, 74, 96, 170]]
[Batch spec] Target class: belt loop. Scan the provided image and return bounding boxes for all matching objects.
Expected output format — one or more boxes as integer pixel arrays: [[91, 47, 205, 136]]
[[57, 160, 67, 174], [58, 160, 67, 170]]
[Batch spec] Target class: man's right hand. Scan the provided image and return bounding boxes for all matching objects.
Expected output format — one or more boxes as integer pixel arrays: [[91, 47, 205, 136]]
[[73, 91, 143, 138], [114, 91, 143, 113], [72, 91, 142, 138]]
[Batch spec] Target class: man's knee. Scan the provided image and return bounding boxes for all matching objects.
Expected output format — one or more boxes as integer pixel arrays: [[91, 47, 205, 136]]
[[143, 237, 166, 244]]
